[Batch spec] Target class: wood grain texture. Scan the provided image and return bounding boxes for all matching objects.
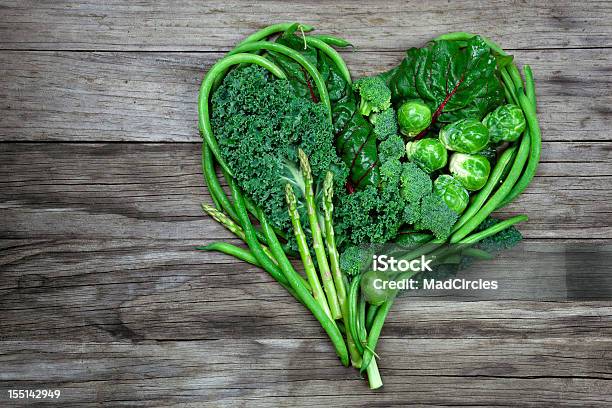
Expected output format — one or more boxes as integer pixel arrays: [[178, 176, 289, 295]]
[[1, 143, 611, 240], [1, 49, 610, 142], [1, 339, 611, 407], [1, 1, 612, 406], [0, 0, 611, 51]]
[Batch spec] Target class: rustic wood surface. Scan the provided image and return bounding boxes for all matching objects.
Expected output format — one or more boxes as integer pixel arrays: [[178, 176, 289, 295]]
[[1, 1, 611, 406]]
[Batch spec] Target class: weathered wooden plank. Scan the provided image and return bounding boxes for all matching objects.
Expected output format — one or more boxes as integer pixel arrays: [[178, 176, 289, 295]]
[[0, 49, 610, 142], [0, 1, 611, 51], [1, 143, 610, 240], [1, 238, 611, 342], [1, 339, 610, 407]]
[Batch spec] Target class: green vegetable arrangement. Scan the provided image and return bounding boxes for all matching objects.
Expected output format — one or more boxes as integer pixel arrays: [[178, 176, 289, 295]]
[[197, 23, 541, 389]]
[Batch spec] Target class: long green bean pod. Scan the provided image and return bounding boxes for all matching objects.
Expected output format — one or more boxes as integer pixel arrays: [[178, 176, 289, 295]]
[[453, 145, 517, 232], [197, 242, 259, 266], [285, 183, 333, 320], [198, 53, 286, 176], [258, 208, 350, 366], [497, 74, 542, 209], [236, 22, 314, 47], [258, 209, 311, 292], [461, 215, 528, 244], [227, 41, 331, 121], [347, 275, 364, 355], [299, 150, 342, 319], [304, 36, 352, 84], [202, 143, 238, 220], [312, 34, 353, 48], [229, 182, 291, 288]]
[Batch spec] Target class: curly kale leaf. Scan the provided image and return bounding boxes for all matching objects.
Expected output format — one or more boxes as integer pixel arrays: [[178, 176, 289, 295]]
[[211, 65, 347, 239]]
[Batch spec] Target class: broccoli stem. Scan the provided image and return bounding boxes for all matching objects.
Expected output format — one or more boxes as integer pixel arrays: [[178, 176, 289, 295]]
[[299, 150, 342, 320], [285, 183, 333, 320]]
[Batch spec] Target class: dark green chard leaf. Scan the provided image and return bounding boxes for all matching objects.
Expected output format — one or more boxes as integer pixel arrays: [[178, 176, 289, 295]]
[[381, 36, 504, 133], [336, 113, 380, 190]]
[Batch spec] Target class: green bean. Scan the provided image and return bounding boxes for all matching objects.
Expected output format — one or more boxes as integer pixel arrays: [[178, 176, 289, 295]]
[[461, 215, 528, 244], [496, 79, 542, 209], [299, 150, 342, 319], [460, 247, 496, 261], [236, 22, 314, 47], [358, 295, 367, 345], [524, 65, 536, 106], [360, 297, 393, 373], [229, 181, 290, 287], [347, 275, 364, 355], [201, 144, 222, 210], [202, 143, 238, 220], [365, 304, 379, 332], [198, 53, 286, 176], [304, 36, 352, 84], [197, 242, 259, 266], [258, 209, 350, 366], [453, 145, 517, 232], [258, 208, 311, 292], [228, 41, 331, 121], [312, 34, 353, 48], [285, 183, 333, 320], [506, 64, 525, 92], [451, 128, 530, 243], [500, 68, 520, 105]]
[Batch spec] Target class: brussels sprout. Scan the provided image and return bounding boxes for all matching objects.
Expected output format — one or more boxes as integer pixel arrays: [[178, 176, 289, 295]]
[[397, 100, 432, 137], [449, 153, 491, 191], [482, 104, 526, 143], [405, 138, 448, 173], [433, 175, 469, 214], [439, 118, 490, 153]]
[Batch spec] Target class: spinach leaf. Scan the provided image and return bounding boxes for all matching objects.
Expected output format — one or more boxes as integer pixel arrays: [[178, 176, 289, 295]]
[[381, 36, 503, 131]]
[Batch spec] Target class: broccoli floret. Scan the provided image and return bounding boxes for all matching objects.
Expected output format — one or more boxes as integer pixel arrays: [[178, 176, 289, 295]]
[[414, 193, 458, 240], [352, 76, 392, 116], [378, 134, 405, 162], [339, 246, 376, 276], [403, 200, 421, 224], [475, 217, 523, 253], [379, 158, 402, 187], [400, 162, 433, 203], [371, 108, 398, 140]]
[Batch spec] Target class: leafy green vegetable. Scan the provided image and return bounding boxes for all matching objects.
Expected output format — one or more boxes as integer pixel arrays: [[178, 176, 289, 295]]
[[439, 118, 490, 153], [483, 103, 526, 143], [353, 75, 392, 116], [449, 152, 491, 191], [381, 36, 504, 132], [474, 216, 524, 253], [397, 100, 432, 137], [212, 65, 347, 239]]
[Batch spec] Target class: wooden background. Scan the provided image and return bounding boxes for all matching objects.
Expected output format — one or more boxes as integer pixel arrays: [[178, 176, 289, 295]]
[[1, 1, 611, 406]]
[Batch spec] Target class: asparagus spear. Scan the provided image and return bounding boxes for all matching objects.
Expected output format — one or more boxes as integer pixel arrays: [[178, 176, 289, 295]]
[[299, 149, 342, 319]]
